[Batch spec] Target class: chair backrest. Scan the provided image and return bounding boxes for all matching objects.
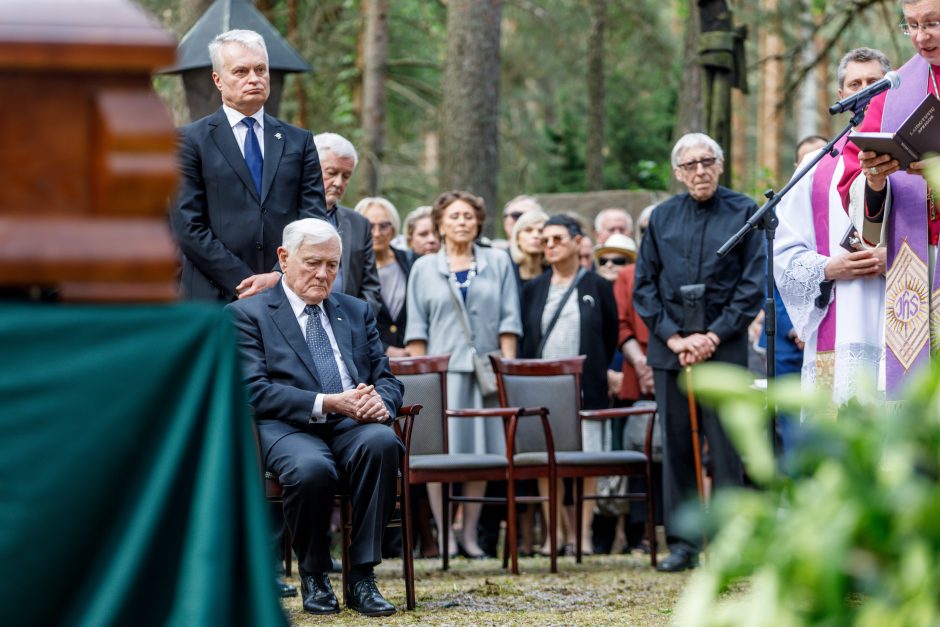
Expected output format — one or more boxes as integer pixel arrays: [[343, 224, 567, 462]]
[[390, 354, 450, 456], [491, 356, 585, 454]]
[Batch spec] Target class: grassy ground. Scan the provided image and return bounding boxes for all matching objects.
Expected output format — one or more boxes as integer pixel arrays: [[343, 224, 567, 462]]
[[281, 551, 692, 626]]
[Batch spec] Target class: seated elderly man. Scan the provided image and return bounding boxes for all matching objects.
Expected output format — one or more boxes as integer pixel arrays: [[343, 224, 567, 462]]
[[227, 218, 404, 617]]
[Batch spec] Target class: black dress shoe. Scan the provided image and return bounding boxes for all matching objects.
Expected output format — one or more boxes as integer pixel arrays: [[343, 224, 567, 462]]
[[656, 548, 698, 572], [299, 571, 340, 614], [276, 577, 298, 598], [346, 575, 396, 617]]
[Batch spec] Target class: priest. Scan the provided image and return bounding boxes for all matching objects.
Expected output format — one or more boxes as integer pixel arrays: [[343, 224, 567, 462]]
[[774, 48, 891, 413], [839, 0, 940, 397]]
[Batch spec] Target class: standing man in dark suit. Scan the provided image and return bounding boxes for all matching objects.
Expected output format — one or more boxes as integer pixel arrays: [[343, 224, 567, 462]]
[[171, 29, 327, 302], [227, 218, 404, 617], [633, 133, 764, 572], [312, 133, 382, 314]]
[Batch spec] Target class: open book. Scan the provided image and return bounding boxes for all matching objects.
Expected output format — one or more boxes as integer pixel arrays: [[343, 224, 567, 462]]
[[848, 93, 940, 170]]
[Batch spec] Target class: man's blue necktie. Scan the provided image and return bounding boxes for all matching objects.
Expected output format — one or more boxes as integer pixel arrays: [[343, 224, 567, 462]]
[[304, 305, 344, 394], [241, 117, 263, 196]]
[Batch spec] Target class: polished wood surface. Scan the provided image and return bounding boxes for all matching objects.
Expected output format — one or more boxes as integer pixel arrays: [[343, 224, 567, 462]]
[[0, 0, 179, 301]]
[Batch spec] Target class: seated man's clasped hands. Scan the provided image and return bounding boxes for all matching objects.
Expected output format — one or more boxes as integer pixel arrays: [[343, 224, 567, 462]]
[[227, 218, 404, 617]]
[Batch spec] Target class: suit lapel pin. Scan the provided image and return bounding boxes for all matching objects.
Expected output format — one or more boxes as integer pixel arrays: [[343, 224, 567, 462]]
[[275, 132, 282, 140], [582, 294, 595, 307], [336, 317, 342, 321]]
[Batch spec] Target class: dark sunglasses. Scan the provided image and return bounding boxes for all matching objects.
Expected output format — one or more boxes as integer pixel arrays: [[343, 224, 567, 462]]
[[540, 234, 571, 247], [506, 211, 525, 221], [598, 256, 628, 266]]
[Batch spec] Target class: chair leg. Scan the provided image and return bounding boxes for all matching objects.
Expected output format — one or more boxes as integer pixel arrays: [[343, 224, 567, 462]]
[[574, 477, 584, 564], [401, 482, 416, 610], [441, 484, 451, 572], [283, 525, 293, 578], [549, 473, 558, 573], [502, 526, 510, 570], [507, 478, 518, 575], [340, 499, 352, 606], [646, 468, 657, 568]]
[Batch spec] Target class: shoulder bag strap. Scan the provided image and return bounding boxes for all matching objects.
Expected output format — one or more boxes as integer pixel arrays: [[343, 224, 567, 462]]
[[536, 267, 587, 357]]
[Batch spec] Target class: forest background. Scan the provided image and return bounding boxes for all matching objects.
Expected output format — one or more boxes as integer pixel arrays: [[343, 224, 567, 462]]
[[143, 0, 909, 237]]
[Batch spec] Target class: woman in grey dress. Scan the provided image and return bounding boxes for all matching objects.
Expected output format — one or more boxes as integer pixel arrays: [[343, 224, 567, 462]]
[[405, 190, 522, 558]]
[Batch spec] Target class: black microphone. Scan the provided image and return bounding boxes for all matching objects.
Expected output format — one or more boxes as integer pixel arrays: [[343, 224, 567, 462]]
[[828, 71, 900, 114]]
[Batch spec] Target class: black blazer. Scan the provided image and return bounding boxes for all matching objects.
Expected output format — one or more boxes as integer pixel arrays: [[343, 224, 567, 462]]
[[171, 108, 327, 301], [333, 204, 382, 314], [225, 283, 403, 459], [375, 247, 413, 349], [520, 270, 618, 410]]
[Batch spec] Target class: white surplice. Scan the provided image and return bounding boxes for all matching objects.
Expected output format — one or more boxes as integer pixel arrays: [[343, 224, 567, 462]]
[[773, 151, 886, 410]]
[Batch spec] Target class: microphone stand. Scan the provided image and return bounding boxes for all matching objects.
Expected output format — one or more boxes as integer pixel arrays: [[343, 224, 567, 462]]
[[716, 102, 871, 462]]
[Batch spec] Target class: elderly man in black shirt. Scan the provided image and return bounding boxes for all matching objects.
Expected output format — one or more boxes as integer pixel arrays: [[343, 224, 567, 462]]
[[633, 132, 764, 572]]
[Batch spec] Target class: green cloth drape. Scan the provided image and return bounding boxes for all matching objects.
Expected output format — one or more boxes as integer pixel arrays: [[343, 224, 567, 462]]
[[0, 303, 286, 627]]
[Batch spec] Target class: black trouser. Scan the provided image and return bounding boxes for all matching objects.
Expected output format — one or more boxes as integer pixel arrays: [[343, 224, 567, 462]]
[[261, 418, 403, 574], [654, 368, 743, 552]]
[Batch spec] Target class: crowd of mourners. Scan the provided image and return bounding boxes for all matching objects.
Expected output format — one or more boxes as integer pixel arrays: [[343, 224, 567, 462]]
[[171, 3, 940, 613]]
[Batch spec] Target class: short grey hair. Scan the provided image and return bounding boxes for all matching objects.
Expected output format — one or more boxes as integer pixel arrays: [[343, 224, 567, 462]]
[[282, 218, 342, 256], [403, 205, 432, 240], [354, 196, 401, 235], [503, 194, 544, 217], [636, 204, 657, 243], [671, 132, 724, 168], [314, 133, 359, 168], [509, 210, 550, 264], [594, 208, 633, 234], [209, 30, 268, 73], [837, 47, 891, 89]]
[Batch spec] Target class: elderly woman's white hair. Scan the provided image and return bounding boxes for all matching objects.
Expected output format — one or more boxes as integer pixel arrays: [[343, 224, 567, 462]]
[[282, 218, 343, 256], [354, 196, 401, 235], [509, 210, 550, 265], [313, 132, 359, 168], [670, 132, 724, 168], [208, 30, 268, 73]]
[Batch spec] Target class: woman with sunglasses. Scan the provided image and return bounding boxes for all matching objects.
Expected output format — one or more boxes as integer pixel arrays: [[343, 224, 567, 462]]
[[519, 214, 618, 557], [592, 233, 637, 283]]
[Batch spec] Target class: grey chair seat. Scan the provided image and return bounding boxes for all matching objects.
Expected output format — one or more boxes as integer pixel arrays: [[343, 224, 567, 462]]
[[513, 450, 647, 467], [409, 453, 508, 471]]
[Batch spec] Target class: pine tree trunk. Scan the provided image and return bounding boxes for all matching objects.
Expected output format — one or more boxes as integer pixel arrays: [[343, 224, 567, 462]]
[[584, 0, 606, 192], [757, 0, 783, 186], [440, 0, 503, 235], [360, 0, 389, 196], [673, 2, 703, 141]]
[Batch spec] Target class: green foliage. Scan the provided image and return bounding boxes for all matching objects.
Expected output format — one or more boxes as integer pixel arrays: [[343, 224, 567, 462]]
[[143, 0, 683, 212], [500, 0, 677, 195], [674, 362, 940, 626]]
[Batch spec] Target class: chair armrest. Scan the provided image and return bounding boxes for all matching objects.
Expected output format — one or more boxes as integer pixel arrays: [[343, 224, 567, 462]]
[[579, 404, 657, 422], [395, 404, 422, 419], [393, 404, 423, 454], [446, 407, 543, 419]]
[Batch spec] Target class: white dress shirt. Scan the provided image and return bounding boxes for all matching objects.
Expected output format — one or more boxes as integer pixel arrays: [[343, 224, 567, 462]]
[[222, 104, 265, 158], [282, 279, 354, 422]]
